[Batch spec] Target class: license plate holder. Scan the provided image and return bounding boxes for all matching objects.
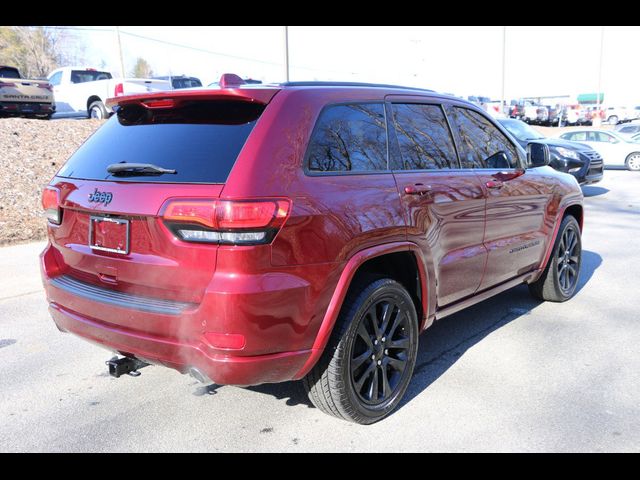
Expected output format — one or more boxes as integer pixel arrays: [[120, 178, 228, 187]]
[[89, 216, 130, 254]]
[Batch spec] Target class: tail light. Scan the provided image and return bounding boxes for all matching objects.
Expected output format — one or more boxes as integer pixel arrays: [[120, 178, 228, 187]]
[[114, 83, 124, 96], [161, 198, 290, 245], [0, 81, 16, 88], [42, 186, 61, 225], [37, 83, 53, 91]]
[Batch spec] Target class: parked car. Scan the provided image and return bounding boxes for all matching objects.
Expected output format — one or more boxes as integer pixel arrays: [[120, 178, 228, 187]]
[[614, 122, 640, 138], [563, 105, 582, 126], [543, 105, 560, 126], [602, 106, 633, 125], [0, 65, 55, 119], [47, 67, 171, 119], [152, 75, 202, 89], [41, 77, 584, 424], [510, 100, 548, 125], [559, 129, 640, 171], [480, 100, 505, 118], [498, 118, 603, 185]]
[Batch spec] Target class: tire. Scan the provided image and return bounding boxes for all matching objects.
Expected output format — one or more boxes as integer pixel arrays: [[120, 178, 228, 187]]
[[303, 277, 419, 424], [625, 152, 640, 171], [608, 115, 619, 125], [529, 215, 582, 302], [88, 100, 107, 120]]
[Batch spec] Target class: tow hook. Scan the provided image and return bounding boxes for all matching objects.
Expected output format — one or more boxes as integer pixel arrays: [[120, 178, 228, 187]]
[[105, 356, 150, 378]]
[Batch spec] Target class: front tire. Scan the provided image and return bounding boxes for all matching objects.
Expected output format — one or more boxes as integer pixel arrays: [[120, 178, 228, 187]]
[[303, 278, 419, 424], [625, 152, 640, 171], [529, 215, 582, 302], [88, 100, 107, 120]]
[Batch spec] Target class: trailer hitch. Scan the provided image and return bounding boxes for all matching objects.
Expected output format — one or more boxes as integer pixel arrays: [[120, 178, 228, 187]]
[[106, 356, 150, 378]]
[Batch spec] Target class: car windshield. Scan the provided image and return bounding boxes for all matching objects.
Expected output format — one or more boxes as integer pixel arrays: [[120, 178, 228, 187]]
[[500, 119, 545, 141]]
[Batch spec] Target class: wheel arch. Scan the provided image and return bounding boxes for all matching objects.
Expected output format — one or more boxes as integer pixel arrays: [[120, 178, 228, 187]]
[[86, 95, 103, 113], [293, 242, 431, 379], [537, 202, 583, 275]]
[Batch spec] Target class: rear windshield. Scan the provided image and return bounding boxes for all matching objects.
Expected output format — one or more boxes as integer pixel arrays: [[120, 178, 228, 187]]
[[70, 70, 112, 83], [173, 77, 202, 89], [57, 100, 264, 184], [0, 67, 20, 79]]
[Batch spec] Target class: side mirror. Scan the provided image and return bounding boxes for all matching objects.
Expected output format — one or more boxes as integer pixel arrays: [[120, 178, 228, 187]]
[[527, 142, 550, 167]]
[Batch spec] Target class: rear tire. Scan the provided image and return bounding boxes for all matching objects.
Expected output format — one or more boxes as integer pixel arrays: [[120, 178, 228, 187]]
[[88, 100, 107, 120], [608, 115, 619, 125], [303, 277, 419, 424], [625, 152, 640, 171], [529, 215, 582, 302]]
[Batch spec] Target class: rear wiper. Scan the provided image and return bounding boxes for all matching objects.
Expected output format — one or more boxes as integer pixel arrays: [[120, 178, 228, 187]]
[[107, 163, 177, 176]]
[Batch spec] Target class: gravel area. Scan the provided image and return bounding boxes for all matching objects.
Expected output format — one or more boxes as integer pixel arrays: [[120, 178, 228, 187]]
[[0, 118, 104, 245]]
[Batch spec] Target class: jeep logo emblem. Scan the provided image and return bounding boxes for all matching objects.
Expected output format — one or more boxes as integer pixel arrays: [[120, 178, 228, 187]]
[[88, 188, 113, 206]]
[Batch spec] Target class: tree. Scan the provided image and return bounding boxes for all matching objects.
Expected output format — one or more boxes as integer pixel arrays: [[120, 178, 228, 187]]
[[0, 26, 63, 78], [131, 57, 153, 78]]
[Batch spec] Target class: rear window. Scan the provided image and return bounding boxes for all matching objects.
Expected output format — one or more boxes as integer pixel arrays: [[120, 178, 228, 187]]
[[57, 100, 264, 184], [70, 70, 113, 83], [0, 67, 20, 79], [173, 77, 202, 89]]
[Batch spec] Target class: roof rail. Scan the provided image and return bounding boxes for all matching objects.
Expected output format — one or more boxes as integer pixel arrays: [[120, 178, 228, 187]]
[[280, 81, 434, 93]]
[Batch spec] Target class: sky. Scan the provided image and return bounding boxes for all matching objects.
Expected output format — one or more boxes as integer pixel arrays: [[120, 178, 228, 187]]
[[63, 26, 640, 105]]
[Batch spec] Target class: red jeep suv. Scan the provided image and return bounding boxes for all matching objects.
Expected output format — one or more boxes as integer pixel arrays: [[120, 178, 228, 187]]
[[40, 78, 584, 424]]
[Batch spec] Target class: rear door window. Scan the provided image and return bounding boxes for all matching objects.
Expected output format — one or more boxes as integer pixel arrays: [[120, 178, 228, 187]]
[[306, 103, 388, 172], [56, 100, 264, 184], [390, 103, 458, 170], [448, 107, 520, 169]]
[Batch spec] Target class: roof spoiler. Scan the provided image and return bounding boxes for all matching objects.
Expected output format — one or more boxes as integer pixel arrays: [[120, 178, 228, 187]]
[[105, 76, 278, 110]]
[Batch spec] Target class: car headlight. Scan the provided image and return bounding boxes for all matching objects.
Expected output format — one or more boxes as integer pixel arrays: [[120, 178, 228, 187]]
[[555, 146, 580, 160]]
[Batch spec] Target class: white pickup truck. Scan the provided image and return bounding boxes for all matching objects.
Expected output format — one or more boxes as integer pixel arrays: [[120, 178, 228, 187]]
[[47, 67, 171, 119]]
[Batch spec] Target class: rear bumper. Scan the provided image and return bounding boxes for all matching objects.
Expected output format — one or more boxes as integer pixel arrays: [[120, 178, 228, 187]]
[[40, 243, 324, 386], [48, 303, 311, 386], [0, 101, 55, 115]]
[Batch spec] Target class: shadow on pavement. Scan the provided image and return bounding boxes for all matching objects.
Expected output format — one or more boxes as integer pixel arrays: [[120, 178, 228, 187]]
[[582, 185, 609, 197], [192, 250, 603, 415]]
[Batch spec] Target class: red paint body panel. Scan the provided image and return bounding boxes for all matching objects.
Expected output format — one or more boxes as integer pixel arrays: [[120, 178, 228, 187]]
[[41, 84, 584, 386], [394, 170, 487, 307]]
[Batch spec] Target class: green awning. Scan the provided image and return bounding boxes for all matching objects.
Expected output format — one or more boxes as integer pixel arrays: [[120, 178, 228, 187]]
[[577, 93, 604, 104]]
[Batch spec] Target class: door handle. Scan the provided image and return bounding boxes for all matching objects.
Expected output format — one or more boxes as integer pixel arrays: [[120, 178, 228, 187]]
[[404, 184, 431, 195], [485, 180, 504, 189]]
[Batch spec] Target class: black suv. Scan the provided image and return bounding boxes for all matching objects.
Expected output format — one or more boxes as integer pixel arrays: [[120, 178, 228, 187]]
[[498, 118, 603, 185]]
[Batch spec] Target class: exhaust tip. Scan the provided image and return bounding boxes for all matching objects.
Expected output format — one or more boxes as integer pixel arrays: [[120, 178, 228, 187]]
[[188, 367, 211, 384]]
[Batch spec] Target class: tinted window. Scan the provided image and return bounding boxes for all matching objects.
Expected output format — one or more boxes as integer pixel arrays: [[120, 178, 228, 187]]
[[48, 71, 62, 86], [173, 77, 202, 89], [449, 107, 519, 169], [70, 70, 112, 83], [391, 103, 457, 169], [307, 103, 387, 172], [0, 67, 20, 79], [56, 101, 263, 184], [618, 126, 637, 134]]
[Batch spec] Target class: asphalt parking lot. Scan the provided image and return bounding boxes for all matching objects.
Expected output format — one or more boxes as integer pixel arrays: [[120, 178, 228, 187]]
[[1, 170, 639, 452]]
